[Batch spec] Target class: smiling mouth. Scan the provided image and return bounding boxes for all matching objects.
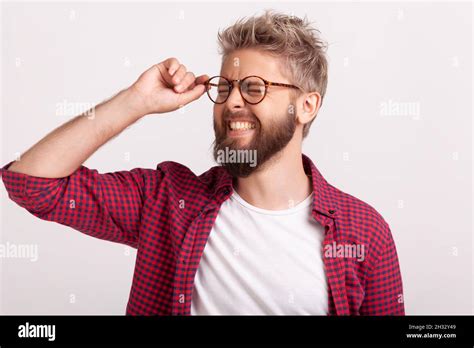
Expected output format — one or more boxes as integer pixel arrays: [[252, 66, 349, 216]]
[[227, 121, 256, 131]]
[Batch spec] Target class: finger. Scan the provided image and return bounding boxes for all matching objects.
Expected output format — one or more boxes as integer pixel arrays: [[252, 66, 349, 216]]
[[162, 57, 180, 76], [171, 64, 187, 86], [195, 74, 210, 85], [155, 64, 174, 88], [176, 83, 207, 106], [186, 74, 211, 92], [175, 72, 195, 92], [155, 60, 180, 88]]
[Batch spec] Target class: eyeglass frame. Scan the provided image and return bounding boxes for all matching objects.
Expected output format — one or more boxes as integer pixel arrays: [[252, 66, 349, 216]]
[[203, 75, 304, 105]]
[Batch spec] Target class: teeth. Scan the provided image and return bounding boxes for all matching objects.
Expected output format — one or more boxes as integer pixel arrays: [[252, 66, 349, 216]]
[[229, 121, 256, 130]]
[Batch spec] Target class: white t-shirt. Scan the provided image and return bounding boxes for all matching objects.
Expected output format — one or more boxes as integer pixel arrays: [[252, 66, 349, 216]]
[[190, 190, 328, 315]]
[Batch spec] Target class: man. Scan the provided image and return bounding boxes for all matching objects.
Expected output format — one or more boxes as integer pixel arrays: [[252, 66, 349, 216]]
[[1, 10, 404, 315]]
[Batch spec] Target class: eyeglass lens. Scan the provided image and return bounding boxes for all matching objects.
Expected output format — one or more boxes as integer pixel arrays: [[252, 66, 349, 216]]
[[207, 76, 266, 104]]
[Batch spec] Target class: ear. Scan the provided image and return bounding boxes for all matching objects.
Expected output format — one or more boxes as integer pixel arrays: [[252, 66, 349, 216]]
[[297, 91, 322, 127]]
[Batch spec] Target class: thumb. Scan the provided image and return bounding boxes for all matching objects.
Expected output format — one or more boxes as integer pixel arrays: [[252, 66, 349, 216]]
[[176, 83, 207, 106]]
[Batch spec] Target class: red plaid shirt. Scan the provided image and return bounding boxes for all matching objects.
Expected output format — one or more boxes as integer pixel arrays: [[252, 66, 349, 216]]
[[1, 154, 404, 315]]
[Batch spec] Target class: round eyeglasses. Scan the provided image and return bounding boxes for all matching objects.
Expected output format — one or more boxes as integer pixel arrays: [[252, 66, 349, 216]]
[[204, 75, 302, 105]]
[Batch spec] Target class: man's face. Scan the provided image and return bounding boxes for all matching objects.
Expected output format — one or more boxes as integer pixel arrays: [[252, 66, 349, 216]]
[[212, 48, 299, 177]]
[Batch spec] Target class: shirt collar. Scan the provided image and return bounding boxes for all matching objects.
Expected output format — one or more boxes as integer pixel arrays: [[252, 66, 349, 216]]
[[302, 153, 339, 219], [213, 153, 338, 219]]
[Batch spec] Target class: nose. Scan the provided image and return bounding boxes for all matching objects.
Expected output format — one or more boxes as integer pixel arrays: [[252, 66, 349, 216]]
[[225, 81, 245, 110]]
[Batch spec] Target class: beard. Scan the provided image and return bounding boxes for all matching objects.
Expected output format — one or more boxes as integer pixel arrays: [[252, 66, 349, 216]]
[[212, 101, 297, 178]]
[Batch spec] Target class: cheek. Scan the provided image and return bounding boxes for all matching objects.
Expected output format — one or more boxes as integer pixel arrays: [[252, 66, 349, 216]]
[[213, 103, 222, 114], [213, 105, 224, 125], [251, 103, 273, 127]]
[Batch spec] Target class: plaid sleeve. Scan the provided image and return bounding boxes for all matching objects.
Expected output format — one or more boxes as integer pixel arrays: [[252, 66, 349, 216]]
[[360, 224, 405, 315], [1, 160, 161, 248]]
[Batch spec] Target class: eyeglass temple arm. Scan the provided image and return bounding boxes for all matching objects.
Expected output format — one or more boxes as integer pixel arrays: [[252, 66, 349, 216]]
[[205, 79, 301, 90], [267, 82, 301, 90]]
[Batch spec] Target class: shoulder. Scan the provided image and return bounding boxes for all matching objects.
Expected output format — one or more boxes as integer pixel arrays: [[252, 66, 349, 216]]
[[327, 181, 393, 262], [156, 161, 228, 195]]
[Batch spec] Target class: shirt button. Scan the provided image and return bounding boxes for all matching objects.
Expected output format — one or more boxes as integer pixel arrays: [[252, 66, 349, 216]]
[[328, 209, 335, 214], [223, 188, 230, 195]]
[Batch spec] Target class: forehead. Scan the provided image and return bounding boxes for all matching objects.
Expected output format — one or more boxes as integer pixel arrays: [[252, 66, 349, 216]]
[[220, 48, 287, 81]]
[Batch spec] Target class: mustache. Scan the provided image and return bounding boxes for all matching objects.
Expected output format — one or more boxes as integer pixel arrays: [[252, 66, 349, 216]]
[[223, 110, 258, 123]]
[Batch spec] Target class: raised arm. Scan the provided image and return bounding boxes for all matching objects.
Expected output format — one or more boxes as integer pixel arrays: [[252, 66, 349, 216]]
[[2, 58, 209, 246], [7, 58, 209, 178]]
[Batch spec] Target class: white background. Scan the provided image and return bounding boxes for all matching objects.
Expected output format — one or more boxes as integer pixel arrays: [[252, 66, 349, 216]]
[[0, 1, 472, 314]]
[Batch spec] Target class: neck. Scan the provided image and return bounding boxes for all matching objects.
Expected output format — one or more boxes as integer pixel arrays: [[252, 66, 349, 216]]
[[233, 144, 312, 210]]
